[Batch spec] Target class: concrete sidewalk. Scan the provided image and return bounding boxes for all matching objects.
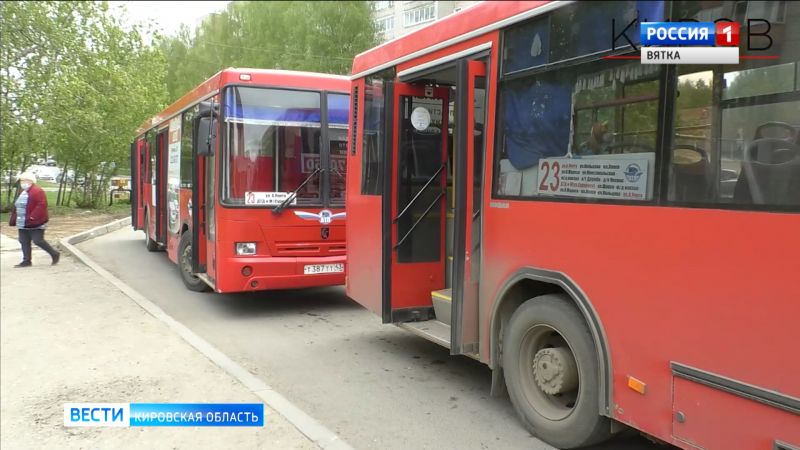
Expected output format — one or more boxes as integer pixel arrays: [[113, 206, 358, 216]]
[[0, 231, 21, 253], [0, 250, 315, 449]]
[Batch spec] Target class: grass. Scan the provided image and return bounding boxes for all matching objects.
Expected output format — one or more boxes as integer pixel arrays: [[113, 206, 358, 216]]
[[1, 190, 130, 224]]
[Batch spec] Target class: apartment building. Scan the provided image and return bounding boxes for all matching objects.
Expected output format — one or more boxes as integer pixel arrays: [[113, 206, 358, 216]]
[[372, 1, 481, 42]]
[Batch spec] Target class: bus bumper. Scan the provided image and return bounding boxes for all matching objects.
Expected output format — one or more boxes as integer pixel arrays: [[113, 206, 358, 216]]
[[217, 255, 346, 292]]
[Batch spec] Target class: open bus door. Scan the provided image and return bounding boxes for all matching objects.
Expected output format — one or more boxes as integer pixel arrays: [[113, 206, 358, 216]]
[[450, 60, 487, 355], [156, 128, 169, 244], [130, 140, 145, 230], [190, 100, 218, 288], [384, 83, 451, 323]]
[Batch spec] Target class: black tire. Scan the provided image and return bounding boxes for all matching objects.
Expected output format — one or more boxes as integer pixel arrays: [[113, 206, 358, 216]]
[[502, 294, 611, 449], [144, 211, 159, 252], [178, 231, 210, 292]]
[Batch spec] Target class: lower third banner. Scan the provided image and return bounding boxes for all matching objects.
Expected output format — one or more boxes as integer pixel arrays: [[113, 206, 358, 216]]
[[64, 403, 265, 427]]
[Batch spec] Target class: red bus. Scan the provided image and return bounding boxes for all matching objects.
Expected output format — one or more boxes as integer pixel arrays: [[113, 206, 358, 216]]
[[346, 1, 799, 448], [131, 69, 350, 293]]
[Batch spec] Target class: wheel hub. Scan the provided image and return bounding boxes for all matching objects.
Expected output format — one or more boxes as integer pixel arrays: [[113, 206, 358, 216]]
[[532, 347, 578, 395], [182, 245, 194, 274]]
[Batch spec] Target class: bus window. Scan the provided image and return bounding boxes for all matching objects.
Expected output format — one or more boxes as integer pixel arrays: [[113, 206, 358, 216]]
[[181, 106, 198, 189], [328, 93, 349, 204], [361, 71, 394, 195], [222, 87, 322, 206], [668, 1, 800, 208], [495, 61, 661, 201]]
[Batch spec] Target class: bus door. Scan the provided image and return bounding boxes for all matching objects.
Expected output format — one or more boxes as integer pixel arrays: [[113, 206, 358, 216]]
[[451, 60, 487, 355], [156, 128, 168, 244], [387, 83, 450, 322], [191, 103, 218, 285], [130, 140, 147, 230]]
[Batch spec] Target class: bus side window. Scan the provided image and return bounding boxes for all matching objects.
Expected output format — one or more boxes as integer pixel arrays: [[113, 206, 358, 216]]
[[667, 0, 800, 210]]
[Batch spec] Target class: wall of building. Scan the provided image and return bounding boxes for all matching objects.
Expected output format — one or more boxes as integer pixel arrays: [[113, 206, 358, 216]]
[[372, 1, 481, 43]]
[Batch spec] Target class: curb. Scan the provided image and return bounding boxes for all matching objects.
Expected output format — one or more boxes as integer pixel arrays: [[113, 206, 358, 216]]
[[59, 219, 352, 450]]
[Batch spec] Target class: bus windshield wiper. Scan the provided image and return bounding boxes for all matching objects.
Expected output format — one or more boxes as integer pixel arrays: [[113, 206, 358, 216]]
[[330, 165, 345, 180], [272, 167, 323, 215]]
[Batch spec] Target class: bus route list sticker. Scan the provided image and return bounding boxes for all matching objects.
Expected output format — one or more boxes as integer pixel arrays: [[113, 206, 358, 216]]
[[536, 157, 649, 201], [411, 107, 431, 131], [245, 191, 297, 206]]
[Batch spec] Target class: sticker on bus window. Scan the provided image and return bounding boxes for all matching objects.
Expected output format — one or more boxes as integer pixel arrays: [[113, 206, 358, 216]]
[[245, 191, 297, 206], [411, 107, 431, 131], [300, 153, 346, 174], [536, 156, 651, 201]]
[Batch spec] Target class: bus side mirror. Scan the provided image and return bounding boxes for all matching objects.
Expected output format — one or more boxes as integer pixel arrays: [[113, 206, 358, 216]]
[[195, 100, 219, 157], [198, 100, 217, 118], [194, 116, 215, 156]]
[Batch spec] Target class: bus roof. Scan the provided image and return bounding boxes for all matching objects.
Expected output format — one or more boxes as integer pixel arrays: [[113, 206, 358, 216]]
[[136, 68, 350, 135], [351, 1, 558, 78]]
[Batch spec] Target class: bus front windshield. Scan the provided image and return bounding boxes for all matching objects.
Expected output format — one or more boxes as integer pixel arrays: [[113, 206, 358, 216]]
[[222, 86, 348, 207]]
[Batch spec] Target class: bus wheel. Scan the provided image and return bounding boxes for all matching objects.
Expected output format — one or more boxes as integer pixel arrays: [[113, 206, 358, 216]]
[[502, 294, 610, 448], [144, 211, 159, 252], [178, 232, 210, 292]]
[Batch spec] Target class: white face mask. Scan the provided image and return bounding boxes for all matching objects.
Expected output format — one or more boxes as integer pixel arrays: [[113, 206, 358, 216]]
[[20, 182, 32, 190]]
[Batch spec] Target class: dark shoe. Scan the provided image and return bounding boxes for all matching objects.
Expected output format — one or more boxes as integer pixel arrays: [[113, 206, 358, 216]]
[[14, 261, 32, 268], [52, 252, 61, 265]]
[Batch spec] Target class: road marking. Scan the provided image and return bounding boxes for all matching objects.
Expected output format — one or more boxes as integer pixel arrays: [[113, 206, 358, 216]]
[[61, 219, 352, 450]]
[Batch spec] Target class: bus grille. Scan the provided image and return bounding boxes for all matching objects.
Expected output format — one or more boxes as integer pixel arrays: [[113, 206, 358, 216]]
[[274, 241, 346, 257]]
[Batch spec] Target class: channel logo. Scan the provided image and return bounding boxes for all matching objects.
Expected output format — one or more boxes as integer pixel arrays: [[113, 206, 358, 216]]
[[639, 22, 740, 64], [64, 403, 265, 427]]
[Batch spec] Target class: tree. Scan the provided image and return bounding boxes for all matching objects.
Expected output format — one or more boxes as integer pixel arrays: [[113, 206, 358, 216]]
[[1, 1, 167, 209], [160, 1, 378, 102]]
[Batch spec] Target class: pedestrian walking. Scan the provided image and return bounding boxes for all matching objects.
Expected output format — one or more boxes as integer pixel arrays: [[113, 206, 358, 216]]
[[8, 172, 60, 267]]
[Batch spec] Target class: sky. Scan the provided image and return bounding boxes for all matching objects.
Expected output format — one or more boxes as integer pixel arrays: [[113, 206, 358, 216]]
[[107, 1, 231, 38]]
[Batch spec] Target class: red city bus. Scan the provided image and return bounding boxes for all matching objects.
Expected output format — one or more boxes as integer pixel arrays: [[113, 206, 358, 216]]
[[131, 69, 350, 293], [346, 1, 799, 448]]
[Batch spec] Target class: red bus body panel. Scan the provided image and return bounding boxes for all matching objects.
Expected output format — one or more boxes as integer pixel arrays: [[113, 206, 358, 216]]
[[482, 202, 800, 446]]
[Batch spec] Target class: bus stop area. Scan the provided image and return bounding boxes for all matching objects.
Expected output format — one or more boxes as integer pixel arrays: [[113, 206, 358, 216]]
[[0, 219, 664, 450], [0, 230, 320, 450]]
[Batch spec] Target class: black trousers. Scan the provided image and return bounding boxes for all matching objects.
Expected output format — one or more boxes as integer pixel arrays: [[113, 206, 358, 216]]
[[18, 228, 59, 263]]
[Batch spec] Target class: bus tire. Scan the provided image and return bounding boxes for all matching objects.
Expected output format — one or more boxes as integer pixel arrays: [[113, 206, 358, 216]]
[[178, 231, 210, 292], [502, 294, 610, 449], [144, 211, 159, 252]]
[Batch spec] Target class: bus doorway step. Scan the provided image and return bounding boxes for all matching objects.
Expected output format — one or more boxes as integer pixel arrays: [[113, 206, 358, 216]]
[[397, 320, 451, 349], [431, 288, 452, 325]]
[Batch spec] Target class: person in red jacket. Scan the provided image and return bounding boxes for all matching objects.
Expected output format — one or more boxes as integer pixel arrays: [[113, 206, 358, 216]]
[[8, 172, 60, 267]]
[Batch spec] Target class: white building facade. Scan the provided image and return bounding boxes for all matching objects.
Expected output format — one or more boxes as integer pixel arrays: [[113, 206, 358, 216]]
[[372, 1, 481, 43]]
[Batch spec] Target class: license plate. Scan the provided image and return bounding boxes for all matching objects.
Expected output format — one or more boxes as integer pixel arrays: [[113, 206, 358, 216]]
[[303, 263, 344, 275]]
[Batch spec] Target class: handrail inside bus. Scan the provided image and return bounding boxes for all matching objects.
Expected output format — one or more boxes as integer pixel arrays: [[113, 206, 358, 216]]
[[393, 163, 445, 223], [394, 191, 445, 250]]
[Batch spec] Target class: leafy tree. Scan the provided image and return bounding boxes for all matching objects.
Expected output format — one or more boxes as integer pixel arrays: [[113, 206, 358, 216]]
[[1, 1, 167, 209], [160, 1, 378, 102]]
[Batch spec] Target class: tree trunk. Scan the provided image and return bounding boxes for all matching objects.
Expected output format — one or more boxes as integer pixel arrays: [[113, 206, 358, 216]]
[[57, 160, 69, 206], [66, 175, 78, 207]]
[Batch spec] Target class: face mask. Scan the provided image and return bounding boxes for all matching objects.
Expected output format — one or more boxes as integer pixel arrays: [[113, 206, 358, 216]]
[[20, 182, 32, 190]]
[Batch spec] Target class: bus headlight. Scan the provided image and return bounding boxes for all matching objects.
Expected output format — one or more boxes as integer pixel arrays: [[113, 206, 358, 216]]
[[235, 242, 256, 255]]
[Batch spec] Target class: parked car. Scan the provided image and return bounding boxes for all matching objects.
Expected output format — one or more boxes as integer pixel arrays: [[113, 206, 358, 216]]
[[31, 165, 60, 182], [2, 170, 20, 184]]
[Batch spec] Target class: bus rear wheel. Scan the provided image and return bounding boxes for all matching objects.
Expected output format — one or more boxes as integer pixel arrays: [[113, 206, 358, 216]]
[[144, 211, 159, 252], [179, 232, 210, 292], [502, 294, 611, 448]]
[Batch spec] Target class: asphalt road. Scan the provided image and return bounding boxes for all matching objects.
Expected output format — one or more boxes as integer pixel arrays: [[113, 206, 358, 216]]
[[79, 228, 666, 450]]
